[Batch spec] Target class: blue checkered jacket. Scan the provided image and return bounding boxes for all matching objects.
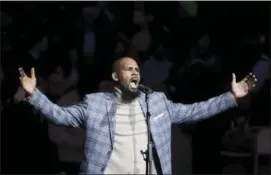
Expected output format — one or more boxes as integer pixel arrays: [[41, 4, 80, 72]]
[[27, 89, 237, 174]]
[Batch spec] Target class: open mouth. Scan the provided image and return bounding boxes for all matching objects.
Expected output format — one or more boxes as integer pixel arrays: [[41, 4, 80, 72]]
[[130, 78, 138, 85]]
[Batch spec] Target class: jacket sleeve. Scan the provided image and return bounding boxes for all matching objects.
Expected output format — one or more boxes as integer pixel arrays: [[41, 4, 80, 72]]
[[26, 89, 88, 128], [165, 92, 237, 124]]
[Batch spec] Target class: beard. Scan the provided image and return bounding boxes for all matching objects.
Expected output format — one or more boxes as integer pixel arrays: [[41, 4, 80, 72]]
[[118, 82, 140, 102]]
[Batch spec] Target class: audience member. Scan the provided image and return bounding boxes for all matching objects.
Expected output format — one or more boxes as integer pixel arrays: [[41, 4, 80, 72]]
[[131, 2, 153, 58], [39, 52, 84, 174], [141, 44, 173, 90]]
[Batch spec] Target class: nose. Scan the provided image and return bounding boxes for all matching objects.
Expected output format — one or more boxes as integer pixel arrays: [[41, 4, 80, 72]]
[[132, 69, 139, 75]]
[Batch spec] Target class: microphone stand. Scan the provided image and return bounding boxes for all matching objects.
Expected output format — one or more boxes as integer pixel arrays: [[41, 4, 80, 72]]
[[140, 90, 153, 175]]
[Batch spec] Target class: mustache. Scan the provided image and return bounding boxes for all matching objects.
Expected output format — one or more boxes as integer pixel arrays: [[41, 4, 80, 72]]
[[130, 77, 139, 82]]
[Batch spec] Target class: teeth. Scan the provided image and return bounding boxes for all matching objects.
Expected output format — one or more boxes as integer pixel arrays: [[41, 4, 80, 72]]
[[130, 82, 137, 88]]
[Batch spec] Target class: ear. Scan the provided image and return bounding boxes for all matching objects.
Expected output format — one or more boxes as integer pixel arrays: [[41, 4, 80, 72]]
[[112, 72, 118, 81]]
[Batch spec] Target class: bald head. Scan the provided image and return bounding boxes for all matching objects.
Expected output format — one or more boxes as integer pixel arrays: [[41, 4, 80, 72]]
[[112, 57, 137, 73]]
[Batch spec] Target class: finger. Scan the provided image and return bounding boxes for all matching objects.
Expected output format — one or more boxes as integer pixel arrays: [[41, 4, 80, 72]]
[[248, 73, 257, 81], [18, 67, 26, 77], [245, 72, 253, 80], [243, 75, 250, 82], [232, 73, 236, 83], [253, 75, 257, 82], [247, 73, 257, 87], [250, 74, 257, 84], [31, 67, 36, 78], [246, 79, 256, 91], [249, 80, 255, 90], [243, 73, 254, 84], [242, 79, 252, 91]]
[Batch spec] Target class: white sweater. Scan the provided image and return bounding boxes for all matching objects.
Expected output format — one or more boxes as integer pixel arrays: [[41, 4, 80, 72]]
[[105, 99, 157, 174]]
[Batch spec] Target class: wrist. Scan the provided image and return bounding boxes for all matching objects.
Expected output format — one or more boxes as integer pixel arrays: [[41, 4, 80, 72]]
[[230, 91, 239, 100], [26, 88, 37, 97]]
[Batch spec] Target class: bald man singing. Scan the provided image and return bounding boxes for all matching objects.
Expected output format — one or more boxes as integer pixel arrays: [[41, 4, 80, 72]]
[[19, 57, 256, 175]]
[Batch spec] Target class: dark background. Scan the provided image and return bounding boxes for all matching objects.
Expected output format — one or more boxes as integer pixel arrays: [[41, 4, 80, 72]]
[[1, 1, 270, 174]]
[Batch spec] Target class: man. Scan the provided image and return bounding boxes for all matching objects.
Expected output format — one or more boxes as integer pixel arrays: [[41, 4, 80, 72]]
[[18, 57, 256, 174]]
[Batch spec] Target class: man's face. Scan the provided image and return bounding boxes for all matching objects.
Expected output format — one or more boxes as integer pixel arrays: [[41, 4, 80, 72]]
[[114, 58, 141, 93]]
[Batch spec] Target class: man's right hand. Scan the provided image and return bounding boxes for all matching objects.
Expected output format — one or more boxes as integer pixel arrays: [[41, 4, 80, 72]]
[[18, 67, 37, 95]]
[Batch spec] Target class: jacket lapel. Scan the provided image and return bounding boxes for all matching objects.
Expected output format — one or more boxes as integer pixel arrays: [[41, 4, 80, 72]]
[[105, 93, 117, 147], [138, 92, 147, 118]]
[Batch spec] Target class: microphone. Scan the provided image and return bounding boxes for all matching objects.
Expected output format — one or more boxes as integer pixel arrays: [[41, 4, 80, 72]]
[[138, 85, 153, 94]]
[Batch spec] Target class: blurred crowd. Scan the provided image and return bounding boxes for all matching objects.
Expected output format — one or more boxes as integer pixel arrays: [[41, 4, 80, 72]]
[[1, 2, 270, 174]]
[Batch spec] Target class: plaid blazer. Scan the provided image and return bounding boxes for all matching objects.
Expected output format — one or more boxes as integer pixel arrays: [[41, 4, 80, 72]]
[[27, 89, 237, 174]]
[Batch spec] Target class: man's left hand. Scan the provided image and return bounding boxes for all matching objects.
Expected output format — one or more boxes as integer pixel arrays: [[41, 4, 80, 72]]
[[231, 73, 257, 99]]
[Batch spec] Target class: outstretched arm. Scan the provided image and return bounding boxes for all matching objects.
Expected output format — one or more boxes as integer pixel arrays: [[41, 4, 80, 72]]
[[167, 73, 257, 124], [19, 67, 88, 128], [167, 92, 237, 124]]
